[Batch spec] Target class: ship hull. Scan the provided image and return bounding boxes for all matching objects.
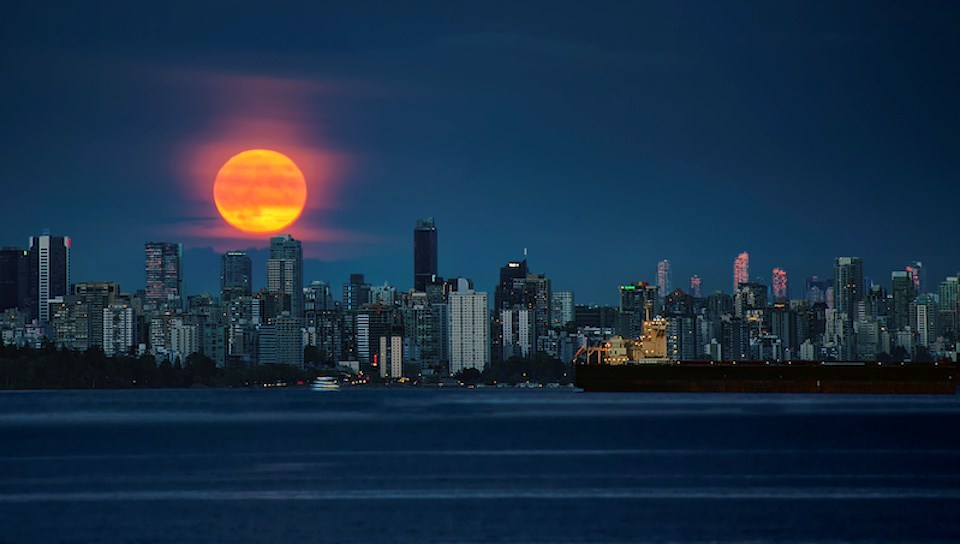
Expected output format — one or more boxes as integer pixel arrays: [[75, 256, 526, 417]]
[[574, 362, 959, 394]]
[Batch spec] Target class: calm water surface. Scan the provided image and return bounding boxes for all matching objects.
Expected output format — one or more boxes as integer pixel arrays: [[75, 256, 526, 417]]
[[1, 387, 959, 543]]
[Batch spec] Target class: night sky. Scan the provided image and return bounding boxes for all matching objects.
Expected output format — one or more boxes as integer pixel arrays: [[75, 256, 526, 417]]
[[2, 1, 958, 305]]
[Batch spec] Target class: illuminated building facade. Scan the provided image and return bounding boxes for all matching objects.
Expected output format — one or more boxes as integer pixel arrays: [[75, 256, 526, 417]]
[[689, 275, 702, 298], [772, 268, 788, 300], [906, 261, 924, 292], [657, 260, 671, 301], [733, 252, 749, 293], [145, 242, 182, 312]]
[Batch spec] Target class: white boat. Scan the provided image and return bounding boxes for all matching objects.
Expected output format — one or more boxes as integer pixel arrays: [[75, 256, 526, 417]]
[[310, 377, 340, 391]]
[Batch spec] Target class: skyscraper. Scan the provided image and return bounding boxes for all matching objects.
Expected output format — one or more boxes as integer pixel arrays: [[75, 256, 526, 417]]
[[891, 271, 916, 331], [834, 257, 863, 360], [733, 252, 749, 293], [72, 281, 119, 349], [220, 251, 252, 304], [657, 260, 671, 299], [772, 268, 788, 300], [342, 273, 371, 311], [267, 234, 303, 318], [29, 233, 71, 323], [834, 257, 864, 318], [448, 289, 489, 374], [492, 258, 551, 361], [911, 294, 938, 348], [413, 217, 438, 292], [494, 259, 528, 311], [550, 291, 574, 328], [689, 275, 702, 298], [906, 261, 924, 292], [145, 242, 182, 311], [0, 247, 28, 313]]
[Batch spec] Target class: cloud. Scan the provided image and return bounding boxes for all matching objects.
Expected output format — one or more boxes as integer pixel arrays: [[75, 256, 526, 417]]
[[167, 215, 383, 258]]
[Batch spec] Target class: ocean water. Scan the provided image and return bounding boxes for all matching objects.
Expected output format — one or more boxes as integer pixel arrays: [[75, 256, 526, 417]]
[[1, 388, 959, 543]]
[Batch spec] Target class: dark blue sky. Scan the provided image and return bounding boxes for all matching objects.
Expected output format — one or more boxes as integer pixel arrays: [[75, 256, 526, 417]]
[[2, 1, 958, 304]]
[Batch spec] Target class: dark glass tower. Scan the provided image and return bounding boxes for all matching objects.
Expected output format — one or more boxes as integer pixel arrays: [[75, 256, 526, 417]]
[[220, 251, 253, 304], [413, 217, 437, 292], [0, 247, 28, 313]]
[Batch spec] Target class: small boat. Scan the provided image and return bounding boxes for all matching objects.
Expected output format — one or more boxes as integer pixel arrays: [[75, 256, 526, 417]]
[[310, 377, 340, 391]]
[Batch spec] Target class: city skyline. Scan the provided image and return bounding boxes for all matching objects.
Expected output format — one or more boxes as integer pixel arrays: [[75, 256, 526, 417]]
[[1, 226, 956, 307], [2, 2, 958, 305], [2, 4, 957, 542]]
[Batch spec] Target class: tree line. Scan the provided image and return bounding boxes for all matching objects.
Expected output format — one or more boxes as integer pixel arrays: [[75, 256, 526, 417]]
[[456, 353, 573, 386], [0, 343, 313, 390]]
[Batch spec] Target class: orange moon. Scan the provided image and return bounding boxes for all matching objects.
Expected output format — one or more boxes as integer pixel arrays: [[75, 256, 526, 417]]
[[213, 149, 307, 233]]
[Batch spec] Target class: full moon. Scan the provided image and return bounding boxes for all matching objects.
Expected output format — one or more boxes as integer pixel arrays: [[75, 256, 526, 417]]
[[213, 149, 307, 233]]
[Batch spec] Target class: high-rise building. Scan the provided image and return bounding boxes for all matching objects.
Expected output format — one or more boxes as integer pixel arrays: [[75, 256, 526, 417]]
[[102, 304, 135, 356], [911, 294, 938, 348], [500, 308, 534, 360], [834, 257, 863, 360], [0, 247, 28, 313], [303, 280, 335, 326], [29, 233, 71, 323], [413, 217, 438, 292], [834, 257, 864, 318], [356, 308, 395, 369], [525, 273, 551, 340], [772, 268, 788, 300], [937, 276, 959, 341], [494, 259, 528, 311], [906, 261, 924, 293], [657, 260, 671, 300], [401, 292, 447, 372], [938, 276, 959, 313], [804, 276, 832, 304], [891, 271, 916, 331], [619, 282, 658, 338], [220, 251, 252, 304], [257, 315, 304, 367], [342, 273, 371, 311], [448, 290, 489, 374], [733, 252, 749, 293], [492, 259, 551, 360], [267, 235, 303, 318], [51, 298, 88, 350], [550, 291, 574, 328], [689, 275, 702, 298], [379, 335, 404, 378], [144, 242, 182, 311], [72, 282, 119, 349], [734, 282, 767, 317]]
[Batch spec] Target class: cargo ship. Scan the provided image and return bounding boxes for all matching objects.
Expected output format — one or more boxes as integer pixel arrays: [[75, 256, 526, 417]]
[[572, 315, 959, 394], [574, 359, 959, 394]]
